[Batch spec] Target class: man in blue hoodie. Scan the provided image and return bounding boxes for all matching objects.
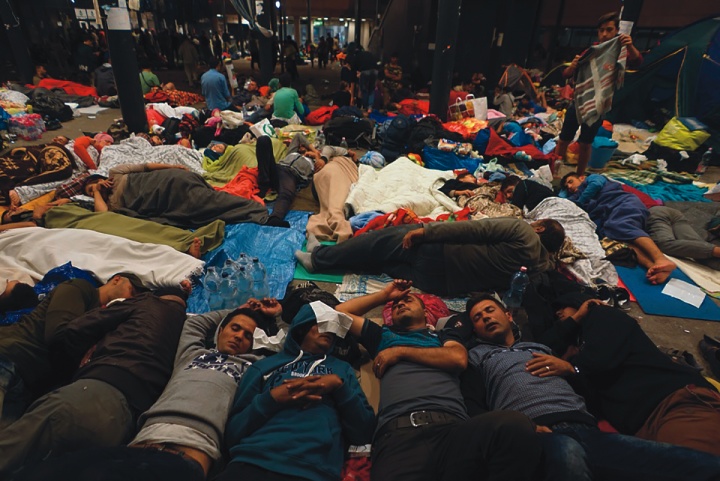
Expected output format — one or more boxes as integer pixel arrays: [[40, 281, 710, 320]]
[[219, 302, 375, 481]]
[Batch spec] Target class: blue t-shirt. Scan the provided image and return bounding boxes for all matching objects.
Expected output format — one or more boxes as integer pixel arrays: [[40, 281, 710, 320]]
[[201, 69, 231, 111]]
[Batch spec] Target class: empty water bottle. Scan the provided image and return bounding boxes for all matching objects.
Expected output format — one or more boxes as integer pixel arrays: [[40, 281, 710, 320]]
[[203, 267, 224, 310], [340, 136, 348, 149], [234, 266, 253, 306], [316, 130, 326, 149], [696, 148, 713, 175], [502, 266, 530, 309], [219, 267, 237, 310], [249, 257, 269, 298]]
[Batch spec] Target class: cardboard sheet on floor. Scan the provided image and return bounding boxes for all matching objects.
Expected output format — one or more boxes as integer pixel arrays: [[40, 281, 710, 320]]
[[615, 266, 720, 321], [293, 240, 345, 283], [187, 210, 310, 313]]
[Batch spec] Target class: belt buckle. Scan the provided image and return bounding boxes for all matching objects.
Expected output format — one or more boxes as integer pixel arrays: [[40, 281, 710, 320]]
[[410, 410, 430, 427]]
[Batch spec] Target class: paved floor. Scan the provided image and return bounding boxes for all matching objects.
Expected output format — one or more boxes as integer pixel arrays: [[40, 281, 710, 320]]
[[5, 60, 720, 378]]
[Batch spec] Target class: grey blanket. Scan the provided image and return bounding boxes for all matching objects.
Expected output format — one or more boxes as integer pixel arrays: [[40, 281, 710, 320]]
[[116, 169, 269, 228]]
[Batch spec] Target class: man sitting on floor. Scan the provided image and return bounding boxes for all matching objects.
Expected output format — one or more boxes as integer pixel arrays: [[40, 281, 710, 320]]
[[296, 217, 564, 297], [335, 280, 542, 481], [459, 292, 720, 480]]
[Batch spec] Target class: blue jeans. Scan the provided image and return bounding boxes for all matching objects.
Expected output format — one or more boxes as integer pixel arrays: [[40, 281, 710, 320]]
[[540, 422, 720, 481], [0, 357, 31, 427]]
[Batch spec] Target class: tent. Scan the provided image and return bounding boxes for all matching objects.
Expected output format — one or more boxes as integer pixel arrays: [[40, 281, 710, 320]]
[[498, 64, 539, 102], [609, 16, 720, 146]]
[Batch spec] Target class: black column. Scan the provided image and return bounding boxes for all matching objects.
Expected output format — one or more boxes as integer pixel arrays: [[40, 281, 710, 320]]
[[0, 0, 33, 84], [429, 0, 462, 120], [354, 0, 361, 44], [258, 0, 274, 84], [100, 4, 147, 133], [620, 0, 644, 28]]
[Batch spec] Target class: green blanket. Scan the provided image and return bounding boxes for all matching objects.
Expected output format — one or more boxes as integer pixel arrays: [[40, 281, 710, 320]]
[[203, 138, 288, 187]]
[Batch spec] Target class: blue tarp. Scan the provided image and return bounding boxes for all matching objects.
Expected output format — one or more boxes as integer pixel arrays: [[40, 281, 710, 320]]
[[187, 210, 310, 313]]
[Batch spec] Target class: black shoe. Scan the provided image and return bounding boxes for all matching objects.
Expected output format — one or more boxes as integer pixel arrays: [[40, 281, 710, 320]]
[[700, 335, 720, 379], [658, 346, 703, 372]]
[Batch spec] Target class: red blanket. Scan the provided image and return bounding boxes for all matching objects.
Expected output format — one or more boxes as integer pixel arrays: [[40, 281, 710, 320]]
[[353, 207, 472, 237], [484, 128, 557, 163], [215, 166, 264, 205], [36, 79, 98, 97]]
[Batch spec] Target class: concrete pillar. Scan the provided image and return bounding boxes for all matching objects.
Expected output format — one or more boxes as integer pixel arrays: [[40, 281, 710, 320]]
[[429, 0, 462, 120]]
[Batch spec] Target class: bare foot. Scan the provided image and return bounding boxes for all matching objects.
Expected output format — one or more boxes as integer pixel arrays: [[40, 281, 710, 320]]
[[647, 259, 677, 284], [8, 190, 20, 208], [187, 237, 202, 258], [180, 279, 193, 294]]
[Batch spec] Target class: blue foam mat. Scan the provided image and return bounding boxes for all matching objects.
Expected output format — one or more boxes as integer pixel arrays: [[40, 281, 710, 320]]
[[615, 266, 720, 321]]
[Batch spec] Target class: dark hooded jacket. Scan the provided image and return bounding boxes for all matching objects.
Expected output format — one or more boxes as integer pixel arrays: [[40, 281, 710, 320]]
[[225, 303, 375, 481]]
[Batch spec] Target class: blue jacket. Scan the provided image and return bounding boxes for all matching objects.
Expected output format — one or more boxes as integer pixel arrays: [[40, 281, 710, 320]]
[[225, 304, 375, 481]]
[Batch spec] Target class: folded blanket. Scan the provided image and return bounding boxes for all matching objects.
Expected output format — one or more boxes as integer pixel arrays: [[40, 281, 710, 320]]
[[345, 157, 457, 217], [0, 227, 204, 288], [307, 156, 359, 243]]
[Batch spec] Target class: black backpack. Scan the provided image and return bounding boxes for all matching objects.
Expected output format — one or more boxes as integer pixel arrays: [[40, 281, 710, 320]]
[[380, 114, 415, 162], [28, 89, 74, 122], [407, 116, 464, 155], [323, 116, 374, 148]]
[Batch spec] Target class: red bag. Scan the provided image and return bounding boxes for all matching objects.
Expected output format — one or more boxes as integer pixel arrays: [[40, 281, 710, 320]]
[[305, 105, 338, 126]]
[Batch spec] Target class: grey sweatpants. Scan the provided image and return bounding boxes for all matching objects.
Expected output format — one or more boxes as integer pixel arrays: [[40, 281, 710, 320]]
[[0, 378, 134, 475], [647, 206, 719, 269]]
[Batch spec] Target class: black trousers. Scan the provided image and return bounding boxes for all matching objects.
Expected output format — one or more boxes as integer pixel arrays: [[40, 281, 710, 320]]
[[311, 224, 448, 295], [215, 462, 310, 481], [371, 411, 542, 481], [256, 136, 299, 221]]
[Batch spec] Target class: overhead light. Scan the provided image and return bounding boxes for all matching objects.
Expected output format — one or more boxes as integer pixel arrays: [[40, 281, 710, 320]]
[[275, 1, 280, 8], [339, 18, 344, 21], [323, 17, 329, 20], [217, 14, 223, 17], [302, 17, 307, 20]]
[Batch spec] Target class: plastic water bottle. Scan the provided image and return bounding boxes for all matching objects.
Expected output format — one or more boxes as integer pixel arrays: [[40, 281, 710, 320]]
[[315, 130, 326, 149], [502, 266, 530, 309], [203, 267, 224, 311], [219, 261, 238, 309], [249, 257, 269, 298], [340, 136, 348, 149], [234, 266, 253, 306], [696, 148, 713, 175]]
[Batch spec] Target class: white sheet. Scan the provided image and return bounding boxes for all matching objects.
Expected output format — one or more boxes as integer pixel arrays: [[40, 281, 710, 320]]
[[0, 227, 204, 288], [345, 157, 457, 217], [667, 255, 720, 294], [526, 197, 618, 286]]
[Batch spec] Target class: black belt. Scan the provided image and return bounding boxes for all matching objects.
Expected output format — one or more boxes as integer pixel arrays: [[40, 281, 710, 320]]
[[378, 411, 461, 438]]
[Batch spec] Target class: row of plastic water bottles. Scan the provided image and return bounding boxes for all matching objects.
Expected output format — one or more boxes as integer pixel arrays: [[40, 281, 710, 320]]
[[203, 254, 269, 310]]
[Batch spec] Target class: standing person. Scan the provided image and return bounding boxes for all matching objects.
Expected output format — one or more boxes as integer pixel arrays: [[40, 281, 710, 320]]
[[283, 37, 299, 82], [340, 58, 356, 105], [74, 34, 98, 86], [0, 275, 143, 426], [334, 280, 542, 481], [178, 36, 200, 87], [138, 64, 161, 95], [218, 303, 376, 481], [201, 60, 232, 111], [383, 53, 403, 106], [8, 302, 280, 481], [555, 12, 643, 175], [0, 289, 188, 475], [94, 59, 117, 96], [249, 35, 260, 72], [317, 37, 328, 69]]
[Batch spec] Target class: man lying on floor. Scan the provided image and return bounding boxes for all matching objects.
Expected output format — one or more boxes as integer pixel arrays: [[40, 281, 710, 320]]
[[296, 217, 565, 297]]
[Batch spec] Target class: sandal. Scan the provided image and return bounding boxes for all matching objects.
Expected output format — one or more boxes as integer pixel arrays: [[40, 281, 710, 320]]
[[699, 335, 720, 379]]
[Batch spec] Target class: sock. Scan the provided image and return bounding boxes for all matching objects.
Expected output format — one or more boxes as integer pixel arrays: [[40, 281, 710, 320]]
[[306, 233, 321, 253], [294, 250, 315, 272]]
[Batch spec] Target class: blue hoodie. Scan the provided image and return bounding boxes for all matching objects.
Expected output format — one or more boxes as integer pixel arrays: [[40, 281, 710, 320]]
[[225, 304, 375, 481]]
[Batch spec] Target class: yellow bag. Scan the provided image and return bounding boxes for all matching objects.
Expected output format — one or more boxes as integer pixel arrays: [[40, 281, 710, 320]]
[[655, 117, 710, 152]]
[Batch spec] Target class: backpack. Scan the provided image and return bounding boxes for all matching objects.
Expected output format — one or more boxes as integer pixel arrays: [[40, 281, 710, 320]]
[[323, 116, 374, 148], [407, 116, 463, 155], [305, 105, 338, 126], [160, 117, 181, 144], [28, 89, 73, 122], [380, 114, 415, 162]]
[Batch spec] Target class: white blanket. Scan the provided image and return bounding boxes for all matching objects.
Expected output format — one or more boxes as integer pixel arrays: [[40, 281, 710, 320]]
[[0, 227, 204, 288], [345, 157, 457, 217], [526, 197, 618, 286], [95, 136, 204, 177]]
